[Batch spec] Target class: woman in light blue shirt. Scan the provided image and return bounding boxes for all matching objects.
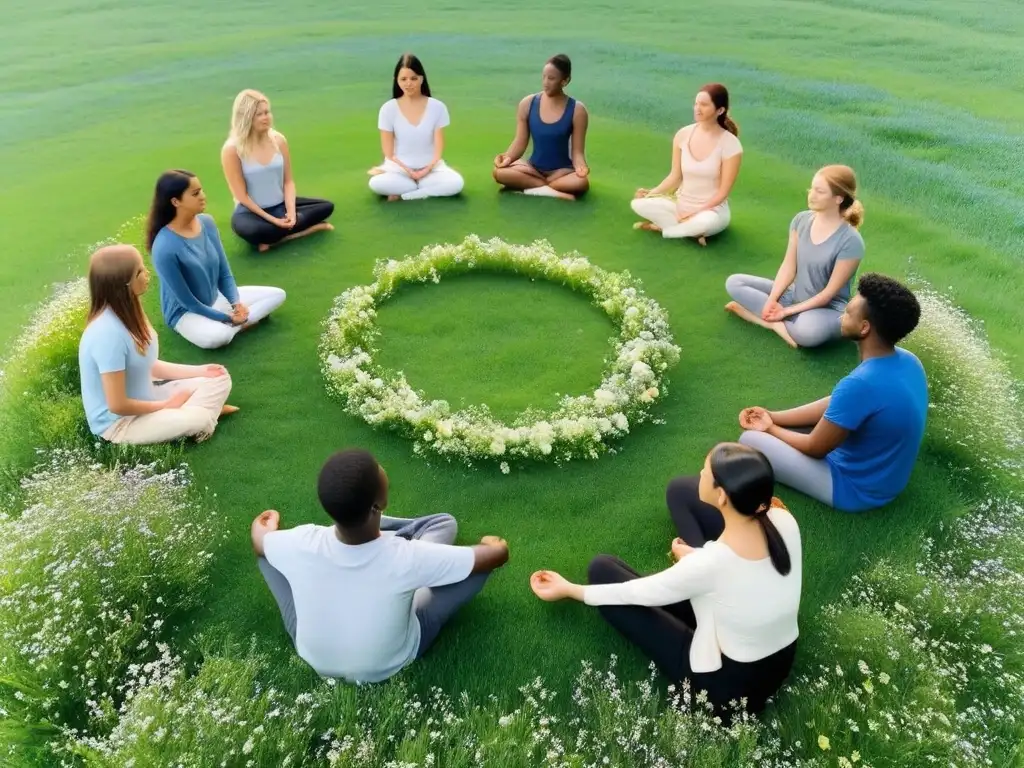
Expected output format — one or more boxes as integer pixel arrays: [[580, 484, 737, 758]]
[[78, 244, 236, 445], [222, 89, 335, 252], [147, 169, 287, 349]]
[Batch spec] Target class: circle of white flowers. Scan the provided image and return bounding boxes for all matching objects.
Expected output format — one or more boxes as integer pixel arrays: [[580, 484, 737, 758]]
[[319, 236, 681, 472]]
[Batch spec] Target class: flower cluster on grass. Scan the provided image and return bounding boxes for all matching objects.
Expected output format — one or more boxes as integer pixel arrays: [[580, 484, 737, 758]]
[[319, 235, 681, 470], [0, 450, 223, 766]]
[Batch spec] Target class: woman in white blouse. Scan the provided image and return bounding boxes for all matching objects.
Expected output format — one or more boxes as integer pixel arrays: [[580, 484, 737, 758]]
[[631, 83, 743, 247], [531, 442, 801, 719], [368, 53, 465, 201]]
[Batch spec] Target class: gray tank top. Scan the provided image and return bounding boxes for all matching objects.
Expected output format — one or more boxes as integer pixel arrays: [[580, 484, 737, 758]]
[[239, 150, 285, 210]]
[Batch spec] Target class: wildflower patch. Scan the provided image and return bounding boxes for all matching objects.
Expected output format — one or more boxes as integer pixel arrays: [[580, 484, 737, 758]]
[[319, 236, 681, 470]]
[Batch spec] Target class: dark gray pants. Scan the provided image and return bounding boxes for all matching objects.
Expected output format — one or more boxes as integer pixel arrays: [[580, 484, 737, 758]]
[[257, 513, 488, 658]]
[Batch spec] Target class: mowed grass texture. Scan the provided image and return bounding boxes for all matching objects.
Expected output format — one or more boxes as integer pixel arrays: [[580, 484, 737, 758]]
[[2, 0, 1021, 704]]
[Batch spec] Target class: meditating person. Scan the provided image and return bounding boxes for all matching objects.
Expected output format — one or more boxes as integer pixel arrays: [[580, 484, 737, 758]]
[[530, 442, 801, 720], [725, 165, 865, 348], [251, 448, 510, 683], [221, 89, 335, 252], [79, 244, 236, 445], [738, 273, 927, 512], [368, 53, 465, 201], [147, 169, 287, 350], [492, 54, 590, 200], [631, 83, 743, 246]]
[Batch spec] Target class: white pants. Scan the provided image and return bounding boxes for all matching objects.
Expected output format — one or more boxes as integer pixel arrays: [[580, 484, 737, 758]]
[[174, 285, 286, 350], [368, 159, 465, 200], [631, 196, 731, 239], [102, 374, 233, 445]]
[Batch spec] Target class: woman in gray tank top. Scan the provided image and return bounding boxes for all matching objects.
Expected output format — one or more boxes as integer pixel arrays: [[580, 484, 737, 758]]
[[724, 165, 865, 349], [221, 89, 335, 252]]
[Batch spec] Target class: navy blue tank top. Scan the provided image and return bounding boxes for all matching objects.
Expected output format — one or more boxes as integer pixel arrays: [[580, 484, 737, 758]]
[[528, 94, 575, 173]]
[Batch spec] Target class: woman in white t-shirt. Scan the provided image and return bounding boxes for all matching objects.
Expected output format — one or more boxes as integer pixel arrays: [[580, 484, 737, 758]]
[[631, 83, 743, 246], [531, 442, 801, 720], [368, 54, 465, 201]]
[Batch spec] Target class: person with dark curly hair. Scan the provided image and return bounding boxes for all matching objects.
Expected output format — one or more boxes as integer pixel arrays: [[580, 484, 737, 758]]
[[736, 273, 928, 512]]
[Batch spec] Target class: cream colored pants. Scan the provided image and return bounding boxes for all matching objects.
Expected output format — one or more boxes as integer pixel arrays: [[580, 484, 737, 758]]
[[630, 196, 731, 239], [101, 374, 233, 445]]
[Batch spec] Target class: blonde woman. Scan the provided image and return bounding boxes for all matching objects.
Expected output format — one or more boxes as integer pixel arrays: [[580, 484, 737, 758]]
[[631, 83, 743, 247], [221, 89, 335, 252], [725, 165, 865, 349], [78, 244, 236, 445]]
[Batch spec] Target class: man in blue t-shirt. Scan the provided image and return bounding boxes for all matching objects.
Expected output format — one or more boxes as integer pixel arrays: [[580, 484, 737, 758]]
[[737, 273, 928, 512]]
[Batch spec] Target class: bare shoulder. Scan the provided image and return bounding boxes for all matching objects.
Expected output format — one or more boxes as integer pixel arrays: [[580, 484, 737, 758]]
[[220, 141, 240, 161], [271, 130, 289, 147], [674, 123, 696, 142], [573, 99, 588, 114], [517, 94, 535, 113]]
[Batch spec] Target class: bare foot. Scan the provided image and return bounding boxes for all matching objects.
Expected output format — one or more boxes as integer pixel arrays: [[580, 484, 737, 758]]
[[725, 301, 741, 314], [323, 223, 335, 232], [697, 236, 707, 247], [633, 221, 662, 232], [221, 404, 240, 416], [771, 322, 800, 349], [257, 243, 271, 253], [386, 195, 401, 202], [549, 189, 576, 201]]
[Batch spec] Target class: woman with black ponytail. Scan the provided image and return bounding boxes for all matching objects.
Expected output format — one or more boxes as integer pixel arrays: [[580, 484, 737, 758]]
[[531, 442, 801, 720]]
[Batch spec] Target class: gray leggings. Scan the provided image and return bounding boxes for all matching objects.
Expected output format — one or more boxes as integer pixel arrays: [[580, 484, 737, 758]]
[[257, 513, 489, 660], [725, 274, 843, 348], [739, 430, 834, 507]]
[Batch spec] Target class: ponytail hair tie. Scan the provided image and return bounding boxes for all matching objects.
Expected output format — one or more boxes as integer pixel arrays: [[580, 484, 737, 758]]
[[755, 503, 770, 516]]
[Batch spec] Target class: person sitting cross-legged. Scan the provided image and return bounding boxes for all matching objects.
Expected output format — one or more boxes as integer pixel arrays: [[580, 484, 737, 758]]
[[250, 448, 509, 683], [738, 273, 928, 513], [530, 443, 801, 722]]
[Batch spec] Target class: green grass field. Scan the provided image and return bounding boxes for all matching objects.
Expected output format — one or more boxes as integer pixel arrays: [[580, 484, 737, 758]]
[[3, 0, 1023, 717]]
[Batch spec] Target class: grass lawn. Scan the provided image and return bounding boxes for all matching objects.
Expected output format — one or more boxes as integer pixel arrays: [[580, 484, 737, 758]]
[[3, 0, 1023, 721]]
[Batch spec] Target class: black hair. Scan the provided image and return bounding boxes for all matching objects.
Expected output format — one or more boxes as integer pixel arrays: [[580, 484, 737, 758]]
[[709, 443, 791, 576], [547, 54, 571, 80], [392, 53, 431, 99], [857, 272, 921, 347], [316, 448, 383, 528], [146, 169, 196, 252]]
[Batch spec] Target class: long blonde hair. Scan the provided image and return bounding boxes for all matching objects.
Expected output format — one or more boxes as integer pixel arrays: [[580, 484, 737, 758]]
[[228, 89, 276, 159], [818, 164, 864, 229], [87, 245, 152, 355]]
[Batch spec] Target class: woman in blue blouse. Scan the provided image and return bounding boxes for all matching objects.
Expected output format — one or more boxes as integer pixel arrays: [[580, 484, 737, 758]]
[[147, 169, 286, 349], [493, 54, 590, 200]]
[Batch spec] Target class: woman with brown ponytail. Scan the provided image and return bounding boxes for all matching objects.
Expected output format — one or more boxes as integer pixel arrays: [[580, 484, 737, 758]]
[[725, 165, 865, 348], [530, 443, 801, 721], [631, 83, 743, 246]]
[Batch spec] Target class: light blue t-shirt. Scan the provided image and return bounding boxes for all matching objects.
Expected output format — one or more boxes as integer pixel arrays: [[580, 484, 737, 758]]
[[824, 347, 928, 512], [151, 214, 240, 329], [78, 309, 159, 436]]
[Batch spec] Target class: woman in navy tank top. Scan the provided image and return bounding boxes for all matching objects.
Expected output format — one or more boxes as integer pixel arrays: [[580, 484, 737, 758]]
[[493, 55, 590, 200]]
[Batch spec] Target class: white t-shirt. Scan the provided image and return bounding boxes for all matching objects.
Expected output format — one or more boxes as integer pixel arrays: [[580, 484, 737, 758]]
[[377, 97, 451, 170], [263, 523, 475, 682], [677, 124, 743, 212], [583, 508, 801, 673]]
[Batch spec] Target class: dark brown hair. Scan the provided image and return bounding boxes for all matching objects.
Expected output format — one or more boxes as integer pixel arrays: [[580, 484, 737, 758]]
[[392, 53, 431, 99], [699, 83, 739, 136]]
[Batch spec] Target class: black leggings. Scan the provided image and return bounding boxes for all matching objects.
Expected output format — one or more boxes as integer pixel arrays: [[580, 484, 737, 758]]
[[230, 197, 335, 247], [587, 476, 797, 719]]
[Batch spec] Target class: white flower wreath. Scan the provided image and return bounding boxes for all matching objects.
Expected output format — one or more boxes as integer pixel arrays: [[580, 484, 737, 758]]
[[319, 235, 681, 471]]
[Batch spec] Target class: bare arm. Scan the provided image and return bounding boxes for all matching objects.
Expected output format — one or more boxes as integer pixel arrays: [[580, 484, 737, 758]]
[[429, 127, 444, 169], [646, 130, 683, 196], [768, 230, 799, 302], [766, 418, 849, 460], [151, 360, 202, 381], [277, 133, 297, 219], [783, 258, 862, 317], [220, 144, 280, 223], [499, 96, 533, 163], [693, 152, 742, 211], [380, 130, 414, 175], [570, 102, 589, 171], [100, 370, 178, 417], [469, 539, 509, 574], [769, 396, 832, 428]]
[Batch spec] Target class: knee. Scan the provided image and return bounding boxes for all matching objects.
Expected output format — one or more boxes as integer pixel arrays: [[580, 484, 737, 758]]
[[665, 475, 699, 505], [368, 175, 390, 195], [629, 197, 646, 215], [787, 318, 838, 349], [182, 407, 217, 436], [446, 172, 465, 195], [587, 554, 620, 585], [191, 325, 235, 350], [724, 273, 745, 296], [435, 513, 458, 539]]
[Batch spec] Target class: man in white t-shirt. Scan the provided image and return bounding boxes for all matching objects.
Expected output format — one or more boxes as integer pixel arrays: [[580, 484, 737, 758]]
[[251, 448, 510, 683]]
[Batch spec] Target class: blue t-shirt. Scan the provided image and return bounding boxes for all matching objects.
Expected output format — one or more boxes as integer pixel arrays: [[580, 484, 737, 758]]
[[151, 214, 240, 329], [824, 347, 928, 512], [78, 309, 160, 436]]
